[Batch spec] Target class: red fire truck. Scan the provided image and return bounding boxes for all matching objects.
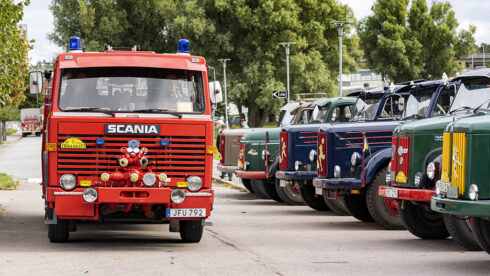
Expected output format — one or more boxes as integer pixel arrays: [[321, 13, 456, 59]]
[[29, 37, 217, 243]]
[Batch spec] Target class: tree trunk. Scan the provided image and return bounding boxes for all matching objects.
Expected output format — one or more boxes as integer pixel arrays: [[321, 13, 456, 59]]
[[247, 104, 269, 127], [1, 122, 5, 142]]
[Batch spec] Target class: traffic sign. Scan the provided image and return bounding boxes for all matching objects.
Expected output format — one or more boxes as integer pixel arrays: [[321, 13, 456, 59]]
[[273, 90, 287, 98]]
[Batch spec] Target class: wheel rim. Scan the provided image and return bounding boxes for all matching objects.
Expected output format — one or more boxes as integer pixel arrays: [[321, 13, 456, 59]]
[[286, 182, 300, 195], [383, 197, 399, 216]]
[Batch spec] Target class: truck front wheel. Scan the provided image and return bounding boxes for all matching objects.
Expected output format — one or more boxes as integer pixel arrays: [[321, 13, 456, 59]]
[[250, 179, 271, 199], [241, 179, 254, 193], [179, 220, 203, 243], [299, 183, 329, 211], [471, 217, 490, 254], [443, 214, 481, 251], [399, 201, 449, 239], [366, 166, 404, 230], [344, 190, 374, 222], [275, 179, 304, 205], [322, 191, 351, 216], [48, 219, 70, 243]]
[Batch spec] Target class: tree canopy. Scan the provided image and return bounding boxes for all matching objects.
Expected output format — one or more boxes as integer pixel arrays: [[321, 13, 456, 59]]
[[49, 0, 361, 126], [0, 0, 31, 106], [359, 0, 476, 82]]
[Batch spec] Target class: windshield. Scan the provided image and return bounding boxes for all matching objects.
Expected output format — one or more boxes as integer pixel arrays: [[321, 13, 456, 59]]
[[450, 79, 490, 112], [310, 104, 330, 123], [351, 96, 381, 121], [59, 67, 205, 113], [402, 87, 435, 118], [279, 109, 295, 126], [24, 119, 39, 123]]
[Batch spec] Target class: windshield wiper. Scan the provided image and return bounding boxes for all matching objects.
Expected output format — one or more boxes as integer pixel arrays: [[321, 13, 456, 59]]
[[473, 98, 490, 113], [402, 114, 425, 120], [64, 107, 114, 116], [132, 109, 182, 118], [449, 106, 472, 114]]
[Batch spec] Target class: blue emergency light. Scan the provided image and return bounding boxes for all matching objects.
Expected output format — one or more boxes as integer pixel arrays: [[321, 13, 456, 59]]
[[69, 36, 82, 51], [95, 138, 105, 145], [160, 140, 170, 146], [177, 39, 190, 54]]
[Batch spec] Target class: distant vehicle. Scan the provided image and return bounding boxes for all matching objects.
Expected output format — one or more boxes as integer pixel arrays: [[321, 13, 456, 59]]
[[20, 108, 42, 137]]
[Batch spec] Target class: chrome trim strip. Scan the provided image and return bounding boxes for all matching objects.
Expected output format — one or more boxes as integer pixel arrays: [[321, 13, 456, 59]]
[[52, 112, 210, 119], [53, 192, 83, 196], [186, 192, 212, 197]]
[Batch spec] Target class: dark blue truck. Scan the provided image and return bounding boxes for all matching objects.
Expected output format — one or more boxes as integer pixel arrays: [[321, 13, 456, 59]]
[[313, 79, 457, 229]]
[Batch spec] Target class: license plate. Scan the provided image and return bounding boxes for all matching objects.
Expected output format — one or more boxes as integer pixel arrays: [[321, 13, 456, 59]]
[[166, 208, 206, 218], [280, 180, 290, 187], [437, 181, 450, 194], [315, 187, 323, 195], [384, 188, 398, 198]]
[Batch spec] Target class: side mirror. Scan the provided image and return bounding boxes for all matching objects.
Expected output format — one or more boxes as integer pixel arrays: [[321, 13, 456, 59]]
[[29, 71, 44, 95], [209, 81, 223, 103]]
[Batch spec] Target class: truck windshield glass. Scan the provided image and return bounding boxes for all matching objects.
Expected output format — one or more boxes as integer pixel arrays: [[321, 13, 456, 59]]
[[450, 79, 490, 112], [402, 87, 438, 118], [24, 119, 39, 123], [351, 96, 381, 121], [310, 103, 330, 123], [59, 67, 205, 113]]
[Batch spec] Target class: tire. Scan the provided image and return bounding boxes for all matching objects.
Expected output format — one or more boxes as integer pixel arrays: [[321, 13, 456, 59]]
[[36, 132, 41, 136], [471, 217, 490, 254], [48, 219, 70, 243], [344, 191, 374, 222], [21, 133, 27, 137], [299, 183, 330, 211], [179, 220, 204, 243], [264, 180, 283, 203], [322, 191, 351, 216], [250, 179, 271, 199], [275, 178, 304, 205], [241, 179, 254, 193], [443, 214, 481, 251], [399, 201, 449, 239], [366, 166, 404, 230]]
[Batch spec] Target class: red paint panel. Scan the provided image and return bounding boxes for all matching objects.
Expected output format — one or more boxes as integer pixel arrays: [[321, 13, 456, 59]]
[[279, 132, 288, 170]]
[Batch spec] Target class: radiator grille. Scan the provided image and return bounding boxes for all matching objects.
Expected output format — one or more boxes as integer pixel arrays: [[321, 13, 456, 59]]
[[441, 132, 451, 182], [57, 134, 205, 177], [451, 132, 466, 195]]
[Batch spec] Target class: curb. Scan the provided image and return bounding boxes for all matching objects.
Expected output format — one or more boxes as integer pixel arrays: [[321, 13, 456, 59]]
[[212, 176, 248, 192], [7, 135, 22, 144]]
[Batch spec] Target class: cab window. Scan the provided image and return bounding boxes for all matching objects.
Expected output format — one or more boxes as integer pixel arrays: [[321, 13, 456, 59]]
[[330, 105, 352, 123], [381, 95, 405, 118], [434, 88, 455, 116]]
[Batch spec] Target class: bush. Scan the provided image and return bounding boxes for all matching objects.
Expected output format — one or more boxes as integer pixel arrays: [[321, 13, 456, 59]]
[[6, 129, 16, 135], [0, 173, 16, 190]]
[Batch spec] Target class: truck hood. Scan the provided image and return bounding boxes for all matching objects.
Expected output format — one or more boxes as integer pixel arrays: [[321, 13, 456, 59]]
[[398, 110, 480, 136]]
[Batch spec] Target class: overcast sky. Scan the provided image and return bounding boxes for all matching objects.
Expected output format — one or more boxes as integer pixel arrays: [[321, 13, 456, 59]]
[[21, 0, 490, 64]]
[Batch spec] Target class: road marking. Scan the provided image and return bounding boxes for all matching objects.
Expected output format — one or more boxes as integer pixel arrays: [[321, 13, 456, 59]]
[[28, 178, 42, 183]]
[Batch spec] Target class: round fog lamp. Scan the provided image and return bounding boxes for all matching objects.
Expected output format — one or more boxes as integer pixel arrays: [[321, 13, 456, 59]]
[[309, 150, 317, 162], [82, 188, 98, 203], [101, 173, 110, 182], [187, 176, 203, 192], [294, 161, 302, 171], [469, 184, 478, 200], [142, 173, 156, 186], [426, 162, 435, 180], [60, 174, 76, 191], [119, 158, 129, 167], [171, 189, 186, 204], [130, 173, 139, 182], [334, 166, 341, 178], [159, 173, 168, 182]]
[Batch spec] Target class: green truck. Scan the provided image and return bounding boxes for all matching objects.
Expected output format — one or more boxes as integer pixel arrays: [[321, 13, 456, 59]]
[[431, 113, 490, 254], [236, 97, 356, 208], [379, 68, 490, 249]]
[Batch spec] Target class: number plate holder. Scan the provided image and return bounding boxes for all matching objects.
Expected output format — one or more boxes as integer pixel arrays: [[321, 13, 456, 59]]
[[166, 208, 206, 218]]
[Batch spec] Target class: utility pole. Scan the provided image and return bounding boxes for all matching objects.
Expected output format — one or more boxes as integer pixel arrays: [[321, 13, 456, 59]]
[[279, 42, 295, 103], [330, 21, 353, 97], [472, 54, 474, 69], [483, 45, 486, 67], [218, 59, 230, 128]]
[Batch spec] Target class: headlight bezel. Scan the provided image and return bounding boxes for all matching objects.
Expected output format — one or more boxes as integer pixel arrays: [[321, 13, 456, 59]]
[[334, 165, 341, 178], [187, 176, 203, 192], [469, 184, 478, 201], [82, 188, 98, 203], [59, 174, 77, 191], [426, 162, 436, 180], [309, 150, 317, 162], [171, 189, 186, 204], [294, 160, 302, 171], [351, 152, 361, 167], [142, 173, 157, 186]]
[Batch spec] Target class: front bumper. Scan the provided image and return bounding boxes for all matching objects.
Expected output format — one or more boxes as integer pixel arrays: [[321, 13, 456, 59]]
[[217, 164, 238, 173], [235, 170, 267, 180], [47, 187, 214, 220], [313, 177, 361, 190], [378, 186, 435, 202], [431, 196, 490, 217], [275, 170, 316, 180]]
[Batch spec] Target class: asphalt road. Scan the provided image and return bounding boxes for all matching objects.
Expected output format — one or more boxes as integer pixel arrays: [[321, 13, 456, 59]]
[[0, 136, 489, 275]]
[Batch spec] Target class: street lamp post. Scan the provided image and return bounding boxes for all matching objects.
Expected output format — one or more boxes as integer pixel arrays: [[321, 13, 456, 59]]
[[218, 59, 231, 128], [279, 42, 295, 103], [330, 21, 353, 97], [483, 45, 486, 67]]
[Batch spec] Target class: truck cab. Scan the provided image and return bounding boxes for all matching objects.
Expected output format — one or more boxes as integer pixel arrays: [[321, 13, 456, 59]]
[[20, 108, 42, 137], [379, 69, 490, 249], [30, 38, 216, 243]]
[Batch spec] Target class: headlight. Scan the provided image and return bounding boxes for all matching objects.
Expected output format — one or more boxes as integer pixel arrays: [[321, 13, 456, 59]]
[[294, 161, 302, 171], [187, 176, 203, 192], [59, 174, 76, 190], [82, 188, 98, 203], [334, 166, 341, 178], [426, 162, 435, 180], [261, 150, 270, 160], [171, 189, 186, 204], [469, 184, 478, 200], [351, 152, 361, 167], [309, 150, 317, 162], [119, 158, 129, 167], [142, 173, 156, 186], [159, 173, 168, 182]]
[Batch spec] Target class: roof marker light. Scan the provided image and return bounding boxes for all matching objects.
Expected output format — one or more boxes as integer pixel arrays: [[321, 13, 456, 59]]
[[69, 36, 82, 52], [177, 39, 190, 54]]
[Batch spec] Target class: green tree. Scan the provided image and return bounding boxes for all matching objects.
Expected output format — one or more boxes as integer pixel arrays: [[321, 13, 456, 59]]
[[0, 0, 32, 106], [359, 0, 476, 82], [49, 0, 361, 127]]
